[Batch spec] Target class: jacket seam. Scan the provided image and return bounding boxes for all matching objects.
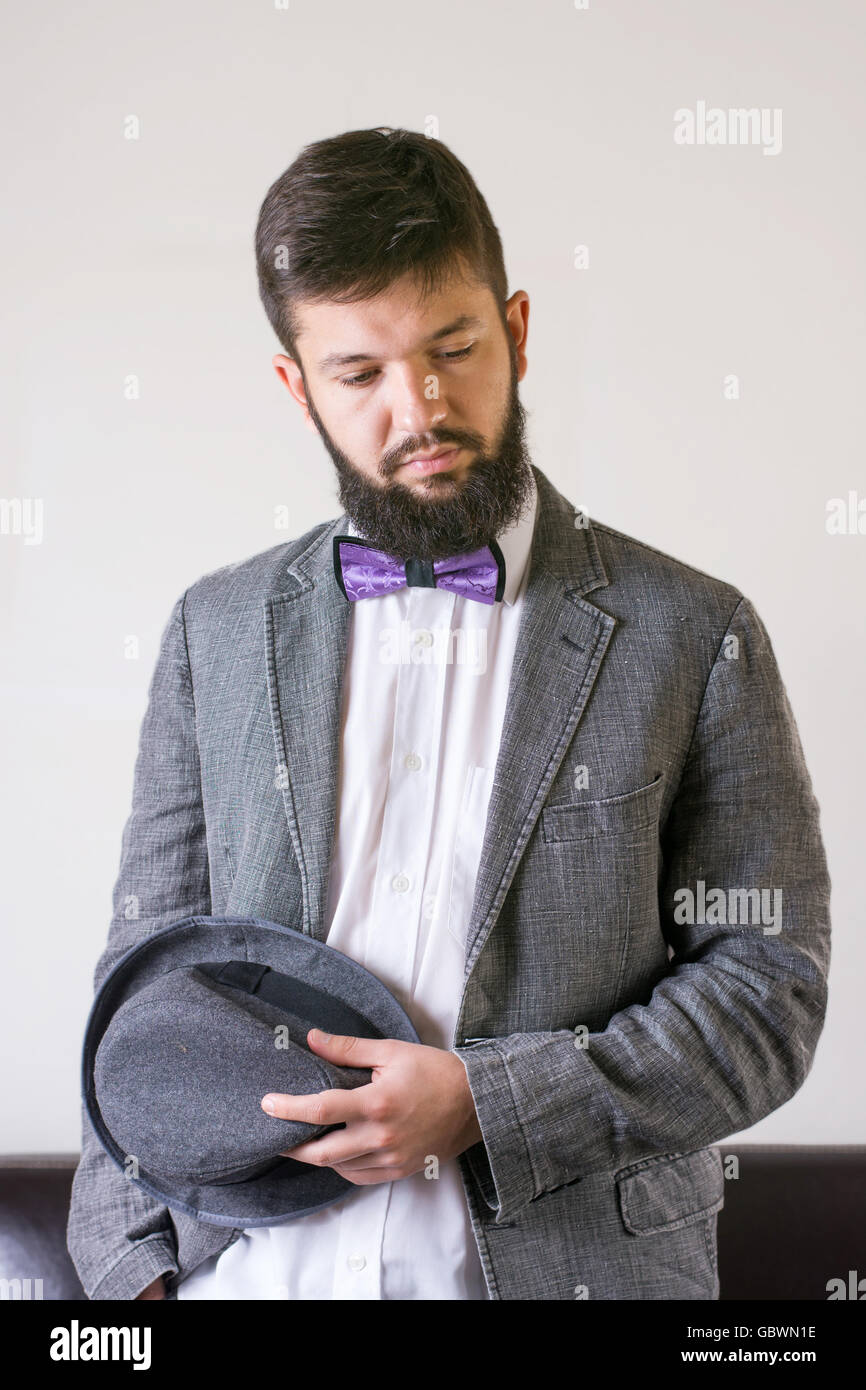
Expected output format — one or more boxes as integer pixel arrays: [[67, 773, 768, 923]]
[[614, 1146, 693, 1181], [178, 586, 198, 717], [677, 595, 747, 781], [588, 518, 747, 594], [177, 586, 212, 920]]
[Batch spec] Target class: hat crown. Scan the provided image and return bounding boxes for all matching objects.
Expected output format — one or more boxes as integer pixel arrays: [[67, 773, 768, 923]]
[[83, 914, 422, 1226], [94, 964, 370, 1184]]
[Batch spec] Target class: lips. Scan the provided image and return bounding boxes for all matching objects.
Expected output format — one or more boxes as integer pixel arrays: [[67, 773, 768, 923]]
[[403, 448, 461, 476]]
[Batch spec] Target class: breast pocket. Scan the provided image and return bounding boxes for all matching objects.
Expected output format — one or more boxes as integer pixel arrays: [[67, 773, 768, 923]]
[[540, 774, 664, 845], [446, 765, 496, 950]]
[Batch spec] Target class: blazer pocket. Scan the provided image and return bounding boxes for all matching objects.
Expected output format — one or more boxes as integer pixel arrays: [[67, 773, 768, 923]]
[[541, 773, 664, 844], [615, 1146, 725, 1236]]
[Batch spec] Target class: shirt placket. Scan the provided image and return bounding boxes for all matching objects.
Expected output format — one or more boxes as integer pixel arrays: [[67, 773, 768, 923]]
[[365, 586, 451, 991], [331, 586, 452, 1298]]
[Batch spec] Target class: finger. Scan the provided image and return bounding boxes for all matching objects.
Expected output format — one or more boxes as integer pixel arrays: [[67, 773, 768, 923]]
[[261, 1084, 370, 1126], [330, 1152, 400, 1173], [279, 1122, 385, 1165], [305, 1029, 401, 1068], [334, 1165, 408, 1186]]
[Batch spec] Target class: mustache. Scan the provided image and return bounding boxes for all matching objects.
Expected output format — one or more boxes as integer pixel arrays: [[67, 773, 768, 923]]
[[380, 433, 483, 477]]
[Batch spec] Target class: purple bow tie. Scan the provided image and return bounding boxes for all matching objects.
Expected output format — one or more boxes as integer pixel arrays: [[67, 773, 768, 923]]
[[333, 534, 506, 605]]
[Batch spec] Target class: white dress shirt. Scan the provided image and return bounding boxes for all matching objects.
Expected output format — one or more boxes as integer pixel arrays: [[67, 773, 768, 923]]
[[178, 469, 538, 1300]]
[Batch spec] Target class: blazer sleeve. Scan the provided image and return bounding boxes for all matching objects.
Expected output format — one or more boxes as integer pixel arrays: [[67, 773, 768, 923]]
[[453, 595, 832, 1225], [66, 589, 212, 1299]]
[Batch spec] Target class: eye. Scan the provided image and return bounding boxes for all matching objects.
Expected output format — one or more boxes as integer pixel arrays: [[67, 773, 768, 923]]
[[440, 344, 474, 361], [338, 344, 475, 389], [339, 369, 377, 389]]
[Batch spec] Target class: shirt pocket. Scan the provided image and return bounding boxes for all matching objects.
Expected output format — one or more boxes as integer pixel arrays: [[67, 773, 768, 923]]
[[445, 765, 496, 950]]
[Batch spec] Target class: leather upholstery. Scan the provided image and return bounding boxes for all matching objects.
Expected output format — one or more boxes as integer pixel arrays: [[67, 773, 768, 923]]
[[1, 1146, 864, 1301]]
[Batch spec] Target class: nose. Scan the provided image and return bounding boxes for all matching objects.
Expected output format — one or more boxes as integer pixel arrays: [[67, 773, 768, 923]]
[[389, 361, 448, 439]]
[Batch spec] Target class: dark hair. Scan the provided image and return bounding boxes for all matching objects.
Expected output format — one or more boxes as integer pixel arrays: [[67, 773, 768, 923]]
[[254, 127, 509, 366]]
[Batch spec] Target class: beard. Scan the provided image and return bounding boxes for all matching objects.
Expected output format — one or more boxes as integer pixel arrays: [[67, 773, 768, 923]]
[[300, 345, 535, 562]]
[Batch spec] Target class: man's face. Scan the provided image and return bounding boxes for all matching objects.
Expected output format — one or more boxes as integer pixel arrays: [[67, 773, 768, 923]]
[[272, 260, 535, 561]]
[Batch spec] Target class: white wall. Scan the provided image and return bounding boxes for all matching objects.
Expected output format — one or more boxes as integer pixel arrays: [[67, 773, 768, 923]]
[[1, 0, 862, 1149]]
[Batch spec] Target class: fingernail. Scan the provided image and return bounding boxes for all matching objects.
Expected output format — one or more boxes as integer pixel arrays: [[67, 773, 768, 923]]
[[262, 1097, 276, 1113]]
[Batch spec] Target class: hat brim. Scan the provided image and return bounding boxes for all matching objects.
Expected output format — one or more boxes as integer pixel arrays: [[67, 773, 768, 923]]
[[82, 914, 422, 1227]]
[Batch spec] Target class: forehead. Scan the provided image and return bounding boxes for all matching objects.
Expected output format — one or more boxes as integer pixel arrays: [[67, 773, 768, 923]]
[[295, 263, 498, 369]]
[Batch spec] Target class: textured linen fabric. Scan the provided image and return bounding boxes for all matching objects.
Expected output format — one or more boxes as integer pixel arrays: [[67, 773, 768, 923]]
[[67, 464, 831, 1301], [177, 472, 539, 1299]]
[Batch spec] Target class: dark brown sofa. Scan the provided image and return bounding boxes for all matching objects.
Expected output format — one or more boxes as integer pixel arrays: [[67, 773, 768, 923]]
[[1, 1146, 863, 1300]]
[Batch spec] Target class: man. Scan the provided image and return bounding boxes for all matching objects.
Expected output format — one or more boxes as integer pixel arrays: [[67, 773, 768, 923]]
[[67, 127, 831, 1301]]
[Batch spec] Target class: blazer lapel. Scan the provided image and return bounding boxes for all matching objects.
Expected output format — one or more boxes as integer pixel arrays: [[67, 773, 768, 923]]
[[264, 521, 351, 942], [462, 468, 616, 976]]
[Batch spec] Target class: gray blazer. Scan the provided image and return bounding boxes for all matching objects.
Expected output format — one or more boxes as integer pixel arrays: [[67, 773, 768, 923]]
[[67, 464, 831, 1300]]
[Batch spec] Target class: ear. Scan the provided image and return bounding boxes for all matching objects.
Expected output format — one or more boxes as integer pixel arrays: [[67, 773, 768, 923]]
[[503, 290, 530, 382], [272, 354, 318, 433]]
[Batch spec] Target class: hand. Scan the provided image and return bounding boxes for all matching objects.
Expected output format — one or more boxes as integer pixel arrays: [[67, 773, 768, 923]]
[[261, 1029, 484, 1184], [136, 1276, 166, 1300]]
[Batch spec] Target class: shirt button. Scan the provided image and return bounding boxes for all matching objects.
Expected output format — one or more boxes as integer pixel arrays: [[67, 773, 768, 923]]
[[347, 1254, 366, 1272], [392, 873, 411, 893], [404, 751, 423, 771], [413, 629, 433, 647]]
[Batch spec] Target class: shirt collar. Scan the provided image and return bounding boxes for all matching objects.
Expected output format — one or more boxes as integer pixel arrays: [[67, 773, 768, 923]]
[[342, 467, 538, 608]]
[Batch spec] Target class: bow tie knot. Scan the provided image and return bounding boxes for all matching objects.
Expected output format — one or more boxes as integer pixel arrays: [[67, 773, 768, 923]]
[[333, 536, 506, 605]]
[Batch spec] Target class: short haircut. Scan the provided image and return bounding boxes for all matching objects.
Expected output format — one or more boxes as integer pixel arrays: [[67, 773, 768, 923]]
[[255, 127, 509, 365]]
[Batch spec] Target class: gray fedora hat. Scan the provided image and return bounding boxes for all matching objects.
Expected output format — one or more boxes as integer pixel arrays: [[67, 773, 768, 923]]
[[82, 914, 421, 1227]]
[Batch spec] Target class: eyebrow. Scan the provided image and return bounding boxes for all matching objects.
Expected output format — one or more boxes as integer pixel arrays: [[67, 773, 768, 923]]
[[316, 314, 486, 374]]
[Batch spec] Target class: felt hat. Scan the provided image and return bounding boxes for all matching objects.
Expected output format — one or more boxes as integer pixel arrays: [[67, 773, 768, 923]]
[[82, 914, 421, 1227]]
